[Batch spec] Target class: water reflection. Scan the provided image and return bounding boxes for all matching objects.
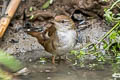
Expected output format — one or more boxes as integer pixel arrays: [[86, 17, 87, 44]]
[[18, 62, 113, 80]]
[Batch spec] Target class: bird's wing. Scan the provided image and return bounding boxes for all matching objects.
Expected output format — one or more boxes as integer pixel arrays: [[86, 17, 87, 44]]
[[42, 27, 58, 53], [44, 25, 56, 37]]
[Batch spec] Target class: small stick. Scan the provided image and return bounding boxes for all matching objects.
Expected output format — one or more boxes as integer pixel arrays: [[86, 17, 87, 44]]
[[0, 0, 21, 38], [96, 22, 120, 46], [83, 22, 120, 49]]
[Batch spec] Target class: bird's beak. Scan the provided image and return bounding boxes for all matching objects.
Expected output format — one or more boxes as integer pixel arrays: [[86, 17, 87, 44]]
[[51, 20, 56, 24]]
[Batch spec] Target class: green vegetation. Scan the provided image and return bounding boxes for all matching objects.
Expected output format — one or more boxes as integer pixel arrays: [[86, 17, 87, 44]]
[[0, 50, 24, 80], [0, 50, 24, 72], [70, 0, 120, 72], [104, 0, 120, 22], [42, 0, 54, 9]]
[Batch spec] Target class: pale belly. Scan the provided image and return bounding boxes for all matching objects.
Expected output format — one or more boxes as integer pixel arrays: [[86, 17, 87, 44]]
[[55, 30, 77, 55]]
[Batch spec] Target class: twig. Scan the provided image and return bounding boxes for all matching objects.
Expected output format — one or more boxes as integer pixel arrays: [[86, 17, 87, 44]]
[[0, 0, 21, 38], [96, 21, 120, 46], [83, 21, 120, 49]]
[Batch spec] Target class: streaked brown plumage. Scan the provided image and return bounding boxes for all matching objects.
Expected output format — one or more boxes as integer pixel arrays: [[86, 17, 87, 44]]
[[24, 15, 77, 64]]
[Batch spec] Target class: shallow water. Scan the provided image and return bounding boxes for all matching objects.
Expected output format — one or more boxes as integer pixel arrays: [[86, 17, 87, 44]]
[[19, 62, 113, 80]]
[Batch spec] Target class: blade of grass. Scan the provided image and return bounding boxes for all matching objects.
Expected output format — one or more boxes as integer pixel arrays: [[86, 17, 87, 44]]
[[96, 21, 120, 46], [42, 0, 50, 9]]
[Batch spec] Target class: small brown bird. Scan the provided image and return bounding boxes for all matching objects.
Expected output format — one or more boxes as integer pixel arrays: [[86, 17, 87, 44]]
[[24, 15, 77, 64]]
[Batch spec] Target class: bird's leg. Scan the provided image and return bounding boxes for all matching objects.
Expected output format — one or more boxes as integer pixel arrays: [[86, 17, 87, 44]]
[[58, 56, 62, 64], [52, 55, 56, 64]]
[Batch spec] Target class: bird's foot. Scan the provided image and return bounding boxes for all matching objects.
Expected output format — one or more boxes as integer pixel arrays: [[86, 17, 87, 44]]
[[52, 56, 56, 64], [52, 55, 66, 64]]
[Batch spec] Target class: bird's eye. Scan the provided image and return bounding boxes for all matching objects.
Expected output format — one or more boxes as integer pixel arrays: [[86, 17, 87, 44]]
[[60, 20, 69, 23], [61, 20, 65, 23]]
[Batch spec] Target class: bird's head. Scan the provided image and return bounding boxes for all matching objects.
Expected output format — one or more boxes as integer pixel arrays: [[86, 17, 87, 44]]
[[53, 15, 75, 31]]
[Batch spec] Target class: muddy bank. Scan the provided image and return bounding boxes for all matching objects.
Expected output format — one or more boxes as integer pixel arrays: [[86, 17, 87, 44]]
[[0, 0, 110, 62], [0, 19, 109, 62]]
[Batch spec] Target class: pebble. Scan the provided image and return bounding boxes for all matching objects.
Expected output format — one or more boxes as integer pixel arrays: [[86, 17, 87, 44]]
[[47, 77, 51, 80], [45, 69, 51, 73]]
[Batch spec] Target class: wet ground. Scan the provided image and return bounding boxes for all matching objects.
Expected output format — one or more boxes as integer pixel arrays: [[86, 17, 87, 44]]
[[0, 0, 110, 61], [0, 18, 109, 62], [18, 62, 113, 80], [0, 0, 117, 80]]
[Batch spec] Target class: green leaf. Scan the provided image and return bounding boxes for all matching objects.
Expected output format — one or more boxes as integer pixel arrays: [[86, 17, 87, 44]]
[[42, 0, 50, 9], [118, 31, 120, 35], [103, 40, 108, 49], [109, 32, 117, 40], [0, 50, 24, 72], [116, 13, 120, 16], [29, 7, 33, 12], [118, 43, 120, 48], [30, 15, 34, 20], [110, 0, 120, 10], [104, 10, 114, 22], [50, 0, 54, 4], [70, 50, 78, 55], [80, 50, 86, 55]]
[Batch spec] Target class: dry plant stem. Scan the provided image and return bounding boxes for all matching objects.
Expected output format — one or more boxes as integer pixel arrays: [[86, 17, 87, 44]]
[[84, 22, 120, 49], [96, 21, 120, 46], [0, 0, 21, 38]]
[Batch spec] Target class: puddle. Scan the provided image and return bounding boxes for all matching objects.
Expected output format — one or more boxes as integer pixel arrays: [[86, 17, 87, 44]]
[[18, 62, 113, 80]]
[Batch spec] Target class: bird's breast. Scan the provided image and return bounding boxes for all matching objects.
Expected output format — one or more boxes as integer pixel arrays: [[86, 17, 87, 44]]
[[56, 30, 77, 51]]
